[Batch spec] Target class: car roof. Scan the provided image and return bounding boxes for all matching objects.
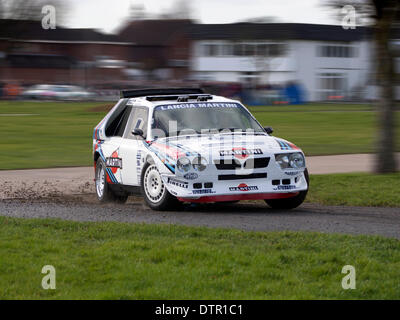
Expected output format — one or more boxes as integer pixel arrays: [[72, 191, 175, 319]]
[[125, 94, 240, 111], [120, 87, 241, 111]]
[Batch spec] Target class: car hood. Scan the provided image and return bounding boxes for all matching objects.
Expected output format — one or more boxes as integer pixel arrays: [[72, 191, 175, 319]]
[[149, 133, 302, 160]]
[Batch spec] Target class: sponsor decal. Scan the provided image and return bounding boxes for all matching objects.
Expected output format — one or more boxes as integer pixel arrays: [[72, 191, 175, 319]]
[[106, 151, 122, 172], [193, 189, 216, 194], [142, 141, 176, 173], [275, 185, 297, 190], [184, 172, 198, 180], [96, 147, 118, 184], [229, 183, 259, 192], [156, 102, 240, 111], [284, 171, 301, 176], [275, 139, 300, 151], [167, 177, 189, 189], [136, 150, 143, 184], [219, 148, 263, 159]]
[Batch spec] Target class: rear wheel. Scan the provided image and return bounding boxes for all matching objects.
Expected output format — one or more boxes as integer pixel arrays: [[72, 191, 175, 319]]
[[95, 158, 128, 203], [265, 169, 309, 209], [141, 162, 181, 211]]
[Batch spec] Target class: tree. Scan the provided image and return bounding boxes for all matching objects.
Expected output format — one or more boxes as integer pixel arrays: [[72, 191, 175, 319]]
[[159, 0, 193, 20], [372, 0, 399, 173], [129, 1, 146, 20], [326, 0, 399, 173]]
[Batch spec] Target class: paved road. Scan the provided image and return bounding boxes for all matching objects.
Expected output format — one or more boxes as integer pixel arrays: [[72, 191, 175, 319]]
[[0, 197, 399, 239], [1, 153, 399, 199]]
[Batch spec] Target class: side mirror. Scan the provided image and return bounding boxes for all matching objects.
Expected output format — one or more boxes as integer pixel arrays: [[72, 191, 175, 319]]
[[132, 128, 144, 137], [264, 126, 274, 135]]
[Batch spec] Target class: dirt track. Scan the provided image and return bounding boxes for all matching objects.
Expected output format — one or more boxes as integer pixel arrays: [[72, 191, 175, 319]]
[[0, 153, 399, 239], [0, 196, 399, 239], [1, 153, 399, 200]]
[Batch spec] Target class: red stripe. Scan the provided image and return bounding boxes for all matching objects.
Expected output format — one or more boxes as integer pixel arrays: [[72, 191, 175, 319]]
[[287, 142, 300, 150], [177, 192, 299, 203], [151, 142, 186, 160]]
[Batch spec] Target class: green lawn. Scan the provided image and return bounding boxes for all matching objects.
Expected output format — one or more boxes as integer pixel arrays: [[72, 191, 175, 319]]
[[0, 101, 108, 169], [307, 173, 400, 207], [0, 101, 399, 169], [248, 104, 400, 156], [0, 216, 399, 299]]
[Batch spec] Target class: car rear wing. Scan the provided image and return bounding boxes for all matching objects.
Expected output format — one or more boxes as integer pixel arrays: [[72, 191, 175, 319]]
[[120, 88, 205, 99]]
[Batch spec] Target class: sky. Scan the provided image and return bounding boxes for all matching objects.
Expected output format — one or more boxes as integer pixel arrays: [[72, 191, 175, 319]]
[[67, 0, 339, 33]]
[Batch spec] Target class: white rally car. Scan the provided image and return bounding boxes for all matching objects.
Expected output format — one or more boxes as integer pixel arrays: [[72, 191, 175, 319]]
[[93, 88, 309, 211]]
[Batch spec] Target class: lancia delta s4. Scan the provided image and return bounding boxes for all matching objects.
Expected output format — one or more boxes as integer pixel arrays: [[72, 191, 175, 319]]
[[93, 88, 309, 211]]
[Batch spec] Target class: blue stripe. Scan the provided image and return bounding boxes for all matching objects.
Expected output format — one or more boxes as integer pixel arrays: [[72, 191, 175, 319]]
[[276, 139, 291, 150], [106, 167, 118, 183], [98, 147, 118, 183], [143, 141, 176, 173]]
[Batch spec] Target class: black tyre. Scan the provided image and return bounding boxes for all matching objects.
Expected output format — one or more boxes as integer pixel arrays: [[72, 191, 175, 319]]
[[95, 158, 128, 203], [140, 162, 182, 211], [265, 169, 309, 209]]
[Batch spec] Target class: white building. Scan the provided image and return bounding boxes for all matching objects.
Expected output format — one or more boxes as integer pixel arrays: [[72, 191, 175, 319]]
[[189, 23, 373, 102]]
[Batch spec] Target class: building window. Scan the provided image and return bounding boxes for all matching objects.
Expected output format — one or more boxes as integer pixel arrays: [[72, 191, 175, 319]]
[[268, 43, 285, 57], [233, 43, 244, 56], [222, 44, 233, 56], [317, 73, 347, 100], [203, 44, 219, 57], [318, 45, 356, 58], [243, 44, 257, 56], [201, 42, 286, 58]]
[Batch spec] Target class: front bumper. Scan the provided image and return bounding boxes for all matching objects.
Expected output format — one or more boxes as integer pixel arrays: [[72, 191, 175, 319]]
[[161, 167, 308, 203]]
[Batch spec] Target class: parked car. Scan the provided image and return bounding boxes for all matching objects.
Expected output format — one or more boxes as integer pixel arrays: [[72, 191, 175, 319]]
[[22, 84, 52, 99], [22, 84, 93, 100], [93, 88, 309, 211]]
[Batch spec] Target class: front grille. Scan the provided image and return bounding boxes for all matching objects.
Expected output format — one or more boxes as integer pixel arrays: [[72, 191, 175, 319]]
[[214, 157, 270, 170], [244, 157, 270, 169], [218, 173, 267, 181], [214, 159, 241, 170]]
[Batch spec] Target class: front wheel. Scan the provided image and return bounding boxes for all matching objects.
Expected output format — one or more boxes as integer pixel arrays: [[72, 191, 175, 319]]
[[95, 158, 128, 203], [140, 162, 181, 211], [265, 169, 309, 209]]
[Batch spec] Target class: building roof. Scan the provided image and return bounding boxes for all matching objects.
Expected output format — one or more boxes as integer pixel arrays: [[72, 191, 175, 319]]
[[118, 19, 193, 46], [189, 23, 372, 42], [0, 19, 131, 44]]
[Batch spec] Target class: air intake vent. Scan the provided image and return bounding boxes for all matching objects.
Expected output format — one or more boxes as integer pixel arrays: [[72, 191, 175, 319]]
[[177, 95, 189, 102], [214, 159, 241, 170], [243, 157, 270, 169], [218, 173, 267, 181]]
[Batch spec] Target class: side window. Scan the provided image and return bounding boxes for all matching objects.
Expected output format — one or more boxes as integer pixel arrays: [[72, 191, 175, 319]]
[[134, 118, 143, 129], [105, 106, 131, 137], [126, 107, 148, 139]]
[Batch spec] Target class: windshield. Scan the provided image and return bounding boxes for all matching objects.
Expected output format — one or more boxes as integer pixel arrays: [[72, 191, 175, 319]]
[[151, 102, 264, 138]]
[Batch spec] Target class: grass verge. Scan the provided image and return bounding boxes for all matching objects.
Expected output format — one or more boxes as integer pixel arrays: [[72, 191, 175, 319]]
[[307, 173, 400, 207], [0, 217, 399, 299]]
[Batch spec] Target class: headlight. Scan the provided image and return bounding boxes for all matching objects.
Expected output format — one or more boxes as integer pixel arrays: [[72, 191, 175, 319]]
[[192, 156, 208, 171], [275, 153, 305, 169], [176, 157, 191, 172], [289, 153, 305, 168]]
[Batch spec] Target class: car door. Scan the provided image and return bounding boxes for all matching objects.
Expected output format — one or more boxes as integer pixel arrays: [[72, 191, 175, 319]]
[[119, 106, 149, 186], [100, 102, 131, 184]]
